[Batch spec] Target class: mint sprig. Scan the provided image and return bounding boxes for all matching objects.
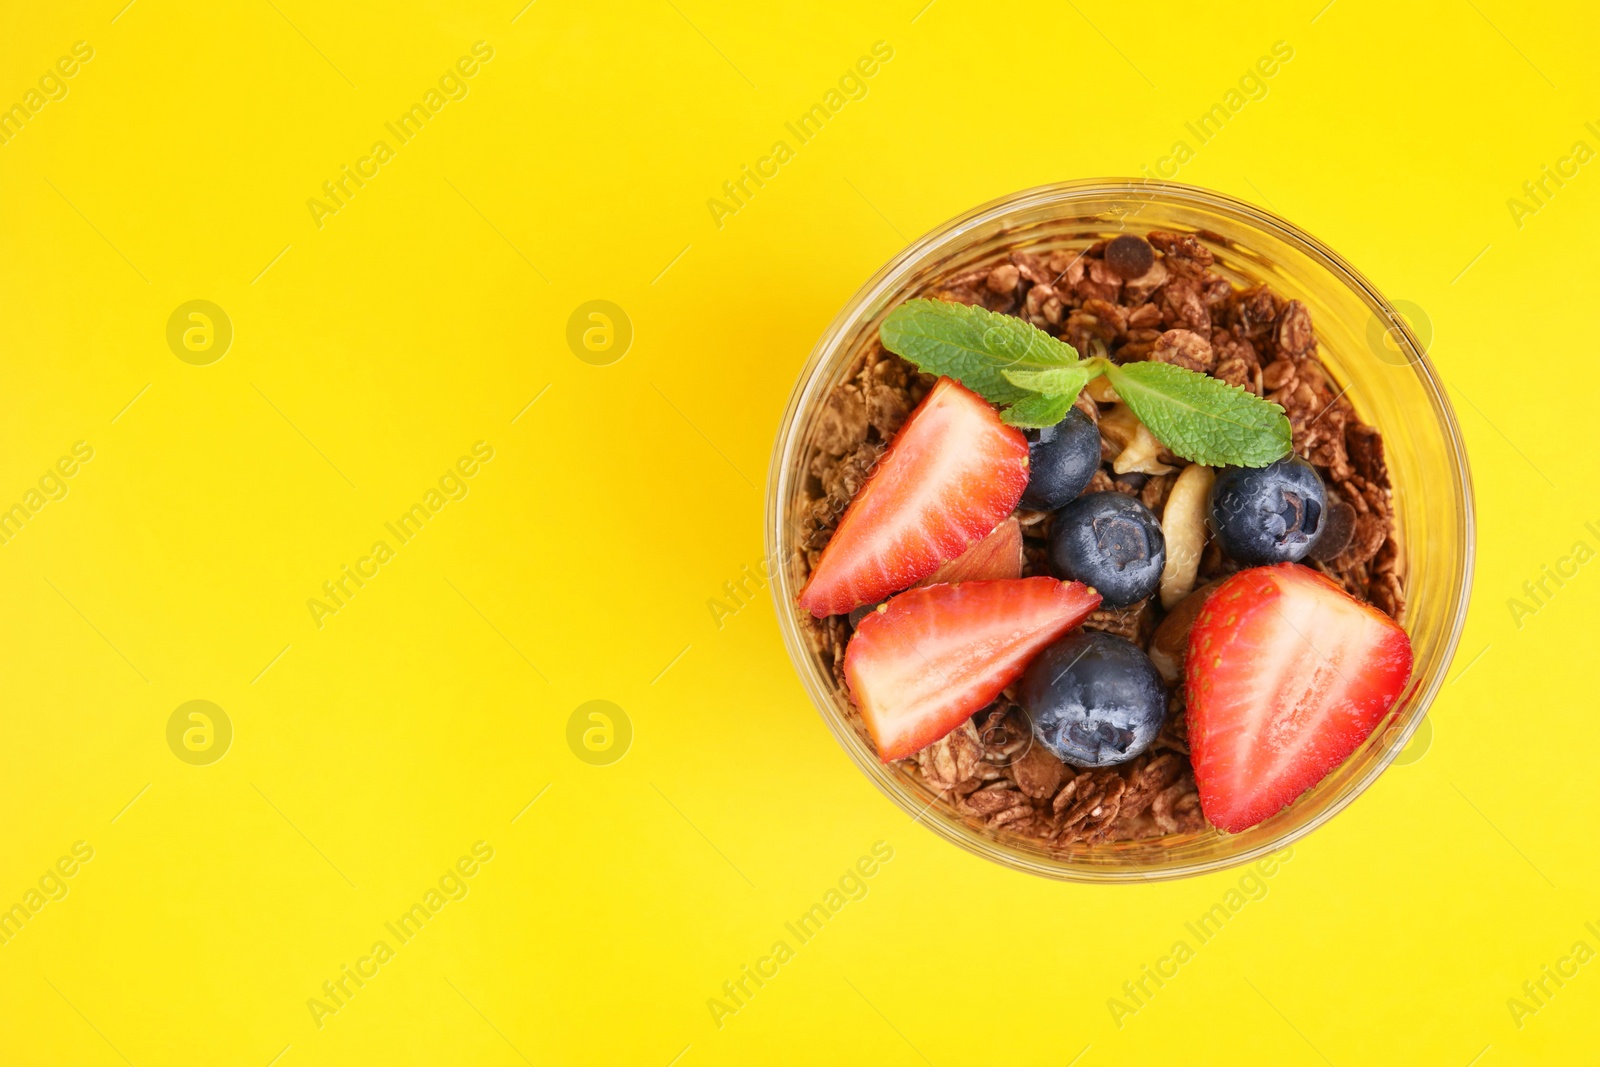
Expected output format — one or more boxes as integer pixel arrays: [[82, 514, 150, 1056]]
[[878, 298, 1291, 467]]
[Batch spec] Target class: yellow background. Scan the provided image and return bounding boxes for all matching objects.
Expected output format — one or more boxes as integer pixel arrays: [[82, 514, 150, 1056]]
[[1, 0, 1595, 1063]]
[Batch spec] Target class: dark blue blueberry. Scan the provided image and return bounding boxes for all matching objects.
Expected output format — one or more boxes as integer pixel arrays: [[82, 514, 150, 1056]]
[[1049, 491, 1165, 608], [1019, 630, 1166, 768], [1020, 408, 1101, 511], [1209, 455, 1327, 565]]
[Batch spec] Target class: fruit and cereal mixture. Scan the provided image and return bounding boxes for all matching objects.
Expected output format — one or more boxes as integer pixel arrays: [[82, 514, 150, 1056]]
[[795, 229, 1408, 848]]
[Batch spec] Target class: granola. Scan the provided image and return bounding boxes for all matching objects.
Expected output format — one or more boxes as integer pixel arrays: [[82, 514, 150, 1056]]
[[798, 228, 1402, 852]]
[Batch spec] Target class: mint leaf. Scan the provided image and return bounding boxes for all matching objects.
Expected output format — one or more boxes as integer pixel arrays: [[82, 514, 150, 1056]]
[[1000, 391, 1079, 429], [879, 299, 1080, 405], [997, 365, 1091, 427], [1102, 360, 1291, 466], [1002, 365, 1090, 398]]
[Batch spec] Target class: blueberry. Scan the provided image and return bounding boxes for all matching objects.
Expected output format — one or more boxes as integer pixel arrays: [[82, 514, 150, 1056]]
[[1049, 491, 1165, 607], [1019, 630, 1166, 768], [1209, 455, 1327, 565], [1020, 408, 1101, 511]]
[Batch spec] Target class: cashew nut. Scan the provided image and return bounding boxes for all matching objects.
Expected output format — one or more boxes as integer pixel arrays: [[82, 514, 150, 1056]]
[[1159, 463, 1215, 609], [1097, 403, 1139, 450], [1099, 404, 1175, 475], [1085, 376, 1120, 403]]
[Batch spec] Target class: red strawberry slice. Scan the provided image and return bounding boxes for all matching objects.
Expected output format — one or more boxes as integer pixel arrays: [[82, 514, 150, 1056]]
[[845, 577, 1101, 761], [917, 517, 1023, 587], [1186, 564, 1413, 833], [798, 377, 1028, 617]]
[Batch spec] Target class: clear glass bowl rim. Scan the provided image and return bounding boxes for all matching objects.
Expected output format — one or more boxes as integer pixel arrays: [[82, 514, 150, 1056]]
[[765, 178, 1476, 883]]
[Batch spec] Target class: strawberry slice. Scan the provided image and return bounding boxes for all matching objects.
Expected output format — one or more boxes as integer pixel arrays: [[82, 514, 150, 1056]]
[[1186, 564, 1413, 833], [917, 517, 1023, 587], [798, 377, 1029, 617], [845, 577, 1101, 761]]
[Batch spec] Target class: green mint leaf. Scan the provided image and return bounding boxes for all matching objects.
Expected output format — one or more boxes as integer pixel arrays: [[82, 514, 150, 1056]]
[[1000, 391, 1079, 429], [1102, 360, 1291, 466], [879, 299, 1079, 406], [996, 365, 1092, 428], [1002, 364, 1090, 399]]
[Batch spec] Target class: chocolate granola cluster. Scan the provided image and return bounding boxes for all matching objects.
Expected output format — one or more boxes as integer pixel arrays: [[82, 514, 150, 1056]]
[[798, 229, 1401, 849]]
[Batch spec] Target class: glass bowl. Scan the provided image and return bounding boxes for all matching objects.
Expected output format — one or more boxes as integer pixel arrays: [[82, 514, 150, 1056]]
[[766, 179, 1474, 882]]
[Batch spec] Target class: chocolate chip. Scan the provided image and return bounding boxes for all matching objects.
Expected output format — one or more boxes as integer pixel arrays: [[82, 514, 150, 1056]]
[[1113, 472, 1149, 493], [1307, 499, 1356, 561], [1104, 234, 1155, 280], [847, 601, 883, 629]]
